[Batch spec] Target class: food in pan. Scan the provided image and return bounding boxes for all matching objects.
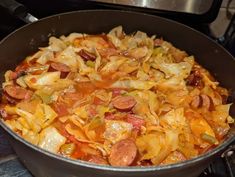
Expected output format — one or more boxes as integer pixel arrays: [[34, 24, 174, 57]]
[[0, 26, 234, 166]]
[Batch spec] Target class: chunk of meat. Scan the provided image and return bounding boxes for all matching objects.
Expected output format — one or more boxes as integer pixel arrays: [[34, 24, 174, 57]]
[[4, 85, 32, 100], [190, 94, 214, 111], [127, 47, 148, 60], [201, 94, 214, 111], [126, 114, 145, 130], [78, 49, 96, 61], [50, 62, 71, 73], [85, 155, 108, 165], [112, 95, 136, 111], [109, 139, 137, 166], [187, 69, 204, 88], [191, 95, 202, 109]]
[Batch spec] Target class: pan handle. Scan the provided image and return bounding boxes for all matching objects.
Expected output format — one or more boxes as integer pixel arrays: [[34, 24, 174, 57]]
[[0, 0, 38, 23]]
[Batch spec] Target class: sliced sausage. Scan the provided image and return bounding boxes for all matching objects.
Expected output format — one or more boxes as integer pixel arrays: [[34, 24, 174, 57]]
[[191, 95, 202, 109], [186, 69, 204, 88], [112, 95, 136, 111], [78, 49, 96, 61], [85, 155, 108, 165], [4, 85, 32, 100], [50, 62, 71, 73], [191, 94, 214, 111], [201, 94, 214, 111], [109, 139, 137, 166]]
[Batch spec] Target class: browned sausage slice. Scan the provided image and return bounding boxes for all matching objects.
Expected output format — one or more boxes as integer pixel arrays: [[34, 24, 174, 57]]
[[78, 49, 96, 61], [50, 62, 71, 73], [191, 95, 202, 109], [4, 85, 32, 100], [109, 139, 137, 166], [112, 95, 136, 111], [201, 94, 214, 111]]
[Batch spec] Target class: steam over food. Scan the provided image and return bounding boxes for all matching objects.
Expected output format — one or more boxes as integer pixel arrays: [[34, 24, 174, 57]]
[[0, 26, 234, 166]]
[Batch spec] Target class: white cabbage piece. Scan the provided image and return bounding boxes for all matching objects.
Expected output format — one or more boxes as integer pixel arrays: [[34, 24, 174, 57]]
[[107, 26, 123, 48], [136, 133, 162, 160], [152, 61, 192, 79], [87, 72, 102, 82], [22, 131, 40, 145], [156, 77, 186, 91], [65, 123, 87, 140], [61, 33, 85, 43], [151, 130, 179, 165], [103, 120, 133, 144], [101, 56, 127, 74], [128, 90, 159, 125], [24, 72, 60, 89], [34, 104, 58, 128], [166, 89, 188, 106], [137, 70, 149, 81], [53, 46, 78, 71], [16, 108, 41, 133], [80, 36, 109, 50], [212, 104, 233, 123], [122, 30, 154, 50], [48, 36, 67, 52], [36, 49, 54, 65], [26, 65, 49, 74], [111, 80, 157, 90], [160, 108, 187, 129], [128, 46, 149, 60], [39, 126, 66, 153], [16, 76, 27, 88], [94, 48, 101, 71]]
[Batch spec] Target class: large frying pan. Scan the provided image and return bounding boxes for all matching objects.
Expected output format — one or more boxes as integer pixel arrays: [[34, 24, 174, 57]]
[[0, 1, 235, 177]]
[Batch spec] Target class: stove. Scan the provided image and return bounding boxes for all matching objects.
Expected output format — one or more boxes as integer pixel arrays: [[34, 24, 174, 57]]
[[0, 1, 234, 177]]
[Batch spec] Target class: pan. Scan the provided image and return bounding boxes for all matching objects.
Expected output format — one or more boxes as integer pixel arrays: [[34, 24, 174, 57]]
[[0, 1, 235, 177]]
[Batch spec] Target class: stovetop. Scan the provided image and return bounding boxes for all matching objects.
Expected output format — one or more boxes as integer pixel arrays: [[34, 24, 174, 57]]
[[0, 1, 235, 177]]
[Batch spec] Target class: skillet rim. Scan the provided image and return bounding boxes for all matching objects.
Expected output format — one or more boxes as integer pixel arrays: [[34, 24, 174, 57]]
[[0, 9, 234, 172]]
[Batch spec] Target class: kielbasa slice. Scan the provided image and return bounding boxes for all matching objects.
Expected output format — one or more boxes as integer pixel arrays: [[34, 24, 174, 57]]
[[191, 95, 202, 109], [109, 139, 137, 166], [112, 95, 136, 111], [78, 49, 96, 61], [50, 62, 71, 73], [201, 94, 214, 111], [4, 85, 32, 100]]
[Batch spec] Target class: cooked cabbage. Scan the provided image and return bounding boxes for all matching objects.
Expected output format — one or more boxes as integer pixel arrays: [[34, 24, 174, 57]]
[[1, 26, 233, 167], [39, 126, 66, 153]]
